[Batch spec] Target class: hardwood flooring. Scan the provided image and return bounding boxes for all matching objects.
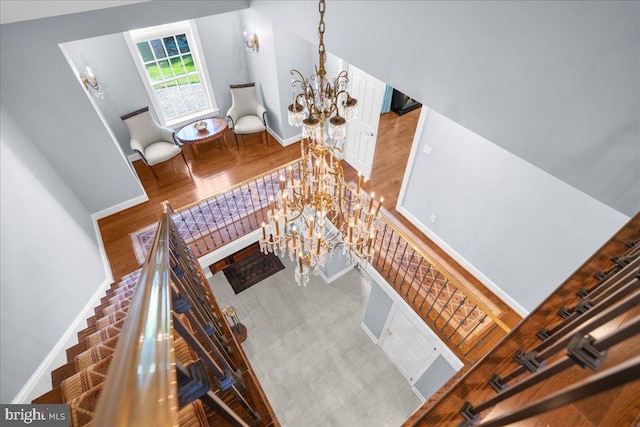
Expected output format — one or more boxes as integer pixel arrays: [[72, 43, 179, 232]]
[[98, 132, 301, 280], [98, 110, 520, 329]]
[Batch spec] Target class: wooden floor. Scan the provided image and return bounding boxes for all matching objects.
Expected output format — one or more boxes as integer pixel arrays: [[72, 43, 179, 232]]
[[98, 110, 520, 329]]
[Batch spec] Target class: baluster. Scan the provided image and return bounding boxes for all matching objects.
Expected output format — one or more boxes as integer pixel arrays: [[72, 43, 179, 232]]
[[456, 313, 488, 350], [434, 287, 459, 329], [392, 242, 410, 287], [200, 198, 221, 248], [403, 256, 423, 298], [411, 264, 432, 305], [448, 303, 477, 342], [176, 209, 205, 255], [418, 271, 440, 310], [425, 279, 448, 319], [398, 250, 417, 295]]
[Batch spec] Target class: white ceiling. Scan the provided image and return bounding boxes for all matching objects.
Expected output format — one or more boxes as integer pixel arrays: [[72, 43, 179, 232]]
[[0, 0, 150, 25]]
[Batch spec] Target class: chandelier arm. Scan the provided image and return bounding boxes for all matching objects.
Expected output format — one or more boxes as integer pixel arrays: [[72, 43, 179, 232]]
[[290, 69, 308, 87]]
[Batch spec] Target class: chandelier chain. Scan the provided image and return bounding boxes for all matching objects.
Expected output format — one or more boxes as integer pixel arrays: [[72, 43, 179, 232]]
[[318, 0, 326, 77]]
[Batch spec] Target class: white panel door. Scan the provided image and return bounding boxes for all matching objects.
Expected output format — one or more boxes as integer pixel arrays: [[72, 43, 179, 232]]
[[344, 64, 385, 178], [381, 307, 438, 382]]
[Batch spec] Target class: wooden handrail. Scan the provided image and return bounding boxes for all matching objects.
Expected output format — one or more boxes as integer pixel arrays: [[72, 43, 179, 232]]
[[92, 206, 178, 426]]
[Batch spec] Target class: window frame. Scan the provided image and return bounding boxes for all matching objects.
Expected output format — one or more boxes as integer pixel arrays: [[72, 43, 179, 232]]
[[124, 20, 219, 128]]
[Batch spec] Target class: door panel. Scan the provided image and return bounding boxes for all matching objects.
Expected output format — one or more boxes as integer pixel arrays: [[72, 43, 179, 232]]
[[381, 307, 438, 382], [344, 64, 385, 177]]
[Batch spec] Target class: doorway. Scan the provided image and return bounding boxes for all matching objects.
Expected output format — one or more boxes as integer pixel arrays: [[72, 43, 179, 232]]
[[342, 63, 422, 213], [380, 305, 439, 383]]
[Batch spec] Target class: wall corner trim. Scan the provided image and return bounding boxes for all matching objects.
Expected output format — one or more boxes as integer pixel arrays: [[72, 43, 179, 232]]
[[267, 127, 301, 147], [360, 322, 379, 344], [91, 194, 149, 221]]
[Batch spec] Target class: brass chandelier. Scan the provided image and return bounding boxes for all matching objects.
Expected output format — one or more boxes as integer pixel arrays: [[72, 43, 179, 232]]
[[259, 0, 384, 285]]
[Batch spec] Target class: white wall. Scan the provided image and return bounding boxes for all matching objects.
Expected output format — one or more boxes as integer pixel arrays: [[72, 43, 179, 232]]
[[196, 11, 251, 121], [272, 21, 314, 141], [0, 1, 249, 213], [240, 9, 285, 139], [0, 107, 107, 402], [240, 8, 314, 143], [399, 108, 629, 312], [250, 1, 640, 217], [62, 33, 152, 158]]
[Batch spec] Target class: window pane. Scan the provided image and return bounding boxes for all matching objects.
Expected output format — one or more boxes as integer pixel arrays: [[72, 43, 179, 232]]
[[154, 83, 177, 118], [183, 54, 195, 73], [158, 59, 173, 79], [176, 34, 190, 53], [195, 93, 208, 109], [145, 63, 161, 81], [170, 88, 187, 115], [136, 42, 154, 62], [188, 74, 201, 84], [163, 36, 178, 56], [170, 57, 185, 76], [150, 39, 166, 59]]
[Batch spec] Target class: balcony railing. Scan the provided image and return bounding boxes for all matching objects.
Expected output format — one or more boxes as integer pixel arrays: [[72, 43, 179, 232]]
[[161, 158, 511, 365]]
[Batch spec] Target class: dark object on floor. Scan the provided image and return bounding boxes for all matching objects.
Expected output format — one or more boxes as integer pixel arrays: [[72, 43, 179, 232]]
[[221, 249, 285, 294], [391, 88, 421, 115]]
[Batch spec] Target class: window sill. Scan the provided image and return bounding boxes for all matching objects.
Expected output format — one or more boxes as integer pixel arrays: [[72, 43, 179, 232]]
[[165, 108, 221, 130]]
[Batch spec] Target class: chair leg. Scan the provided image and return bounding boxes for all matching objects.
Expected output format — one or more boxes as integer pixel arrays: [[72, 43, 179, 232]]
[[264, 130, 269, 146], [234, 132, 239, 149], [181, 151, 193, 179], [149, 165, 159, 180]]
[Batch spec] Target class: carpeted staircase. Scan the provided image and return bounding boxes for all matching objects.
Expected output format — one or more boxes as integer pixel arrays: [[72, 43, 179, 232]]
[[32, 270, 226, 427]]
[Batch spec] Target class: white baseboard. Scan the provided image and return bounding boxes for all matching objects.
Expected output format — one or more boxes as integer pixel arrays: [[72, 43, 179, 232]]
[[411, 386, 427, 403], [267, 127, 301, 147], [128, 152, 142, 162], [360, 322, 379, 344], [395, 206, 529, 318], [91, 194, 149, 221], [92, 218, 114, 280], [199, 229, 262, 278], [12, 278, 113, 404]]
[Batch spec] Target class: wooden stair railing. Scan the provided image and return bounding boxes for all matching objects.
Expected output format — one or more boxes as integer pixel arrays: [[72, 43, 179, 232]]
[[90, 204, 177, 426], [35, 204, 278, 427], [406, 212, 640, 427]]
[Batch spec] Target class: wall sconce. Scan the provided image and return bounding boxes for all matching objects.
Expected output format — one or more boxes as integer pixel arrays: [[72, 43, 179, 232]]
[[80, 66, 104, 99], [243, 31, 259, 56]]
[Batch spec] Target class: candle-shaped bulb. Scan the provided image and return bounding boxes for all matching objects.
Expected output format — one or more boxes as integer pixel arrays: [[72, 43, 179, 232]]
[[316, 232, 322, 255], [261, 222, 266, 239], [298, 251, 303, 270]]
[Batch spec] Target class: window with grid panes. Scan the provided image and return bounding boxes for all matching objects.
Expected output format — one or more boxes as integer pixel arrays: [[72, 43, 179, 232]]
[[125, 21, 217, 126]]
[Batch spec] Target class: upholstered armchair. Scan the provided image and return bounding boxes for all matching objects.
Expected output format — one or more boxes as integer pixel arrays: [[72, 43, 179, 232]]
[[226, 83, 268, 148], [121, 107, 191, 179]]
